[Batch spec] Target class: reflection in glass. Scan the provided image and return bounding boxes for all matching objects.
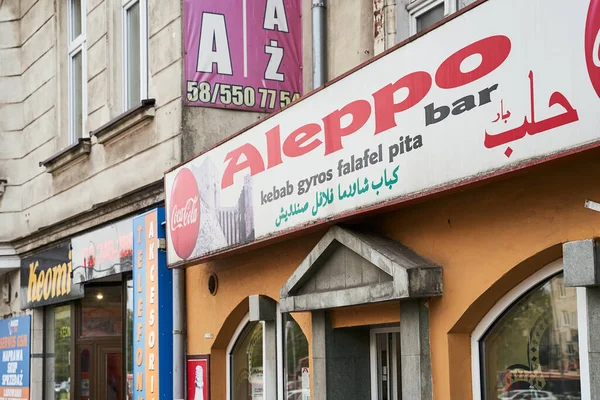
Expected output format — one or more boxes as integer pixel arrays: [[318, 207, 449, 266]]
[[126, 278, 133, 399], [45, 305, 72, 400], [283, 314, 309, 400], [81, 285, 122, 336], [482, 273, 580, 399], [231, 322, 264, 400], [106, 352, 123, 400]]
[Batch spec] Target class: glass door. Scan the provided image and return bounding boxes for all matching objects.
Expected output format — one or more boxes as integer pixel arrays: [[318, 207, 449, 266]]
[[98, 346, 122, 400], [370, 328, 402, 400]]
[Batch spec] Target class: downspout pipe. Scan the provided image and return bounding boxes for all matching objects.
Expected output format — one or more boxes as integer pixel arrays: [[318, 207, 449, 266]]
[[173, 268, 186, 400], [312, 0, 327, 89]]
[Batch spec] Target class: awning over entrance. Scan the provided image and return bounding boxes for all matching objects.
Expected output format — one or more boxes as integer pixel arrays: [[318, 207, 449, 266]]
[[280, 225, 442, 313]]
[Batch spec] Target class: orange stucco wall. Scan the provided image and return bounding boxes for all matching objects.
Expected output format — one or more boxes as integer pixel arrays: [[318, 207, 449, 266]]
[[185, 147, 600, 400]]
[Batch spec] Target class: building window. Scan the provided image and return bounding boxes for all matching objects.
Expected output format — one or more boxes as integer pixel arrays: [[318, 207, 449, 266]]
[[480, 272, 581, 400], [370, 327, 401, 400], [122, 0, 148, 110], [45, 304, 73, 400], [408, 0, 457, 35], [68, 0, 86, 143]]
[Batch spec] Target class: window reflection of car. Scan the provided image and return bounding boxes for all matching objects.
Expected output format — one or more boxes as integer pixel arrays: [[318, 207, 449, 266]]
[[287, 389, 309, 400], [498, 390, 557, 400]]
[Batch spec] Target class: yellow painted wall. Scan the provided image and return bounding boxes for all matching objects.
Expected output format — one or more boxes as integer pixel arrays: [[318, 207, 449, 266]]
[[185, 147, 600, 399]]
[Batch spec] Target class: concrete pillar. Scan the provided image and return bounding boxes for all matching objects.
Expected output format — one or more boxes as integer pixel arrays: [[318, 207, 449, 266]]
[[400, 300, 432, 400], [249, 295, 277, 400], [264, 320, 277, 400], [312, 310, 327, 400]]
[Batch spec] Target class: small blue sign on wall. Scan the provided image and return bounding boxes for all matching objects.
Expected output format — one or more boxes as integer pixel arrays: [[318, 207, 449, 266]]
[[0, 315, 30, 400], [133, 208, 173, 400]]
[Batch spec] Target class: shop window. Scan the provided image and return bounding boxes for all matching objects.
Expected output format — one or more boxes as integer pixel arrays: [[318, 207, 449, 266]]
[[370, 327, 401, 400], [480, 272, 581, 400], [45, 305, 73, 400], [228, 311, 310, 400], [230, 321, 264, 400], [81, 285, 123, 337], [283, 314, 309, 400]]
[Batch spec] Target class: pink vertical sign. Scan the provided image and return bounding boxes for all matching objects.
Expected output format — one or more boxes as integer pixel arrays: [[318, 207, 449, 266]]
[[184, 0, 303, 112]]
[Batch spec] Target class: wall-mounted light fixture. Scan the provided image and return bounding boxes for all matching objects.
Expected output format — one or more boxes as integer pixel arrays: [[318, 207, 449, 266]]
[[0, 179, 7, 197]]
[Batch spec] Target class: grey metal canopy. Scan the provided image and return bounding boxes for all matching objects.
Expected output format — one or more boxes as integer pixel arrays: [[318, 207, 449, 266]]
[[280, 225, 443, 313]]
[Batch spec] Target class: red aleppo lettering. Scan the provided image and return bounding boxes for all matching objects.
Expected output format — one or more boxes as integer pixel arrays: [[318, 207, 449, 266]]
[[283, 123, 322, 157], [222, 144, 265, 189], [322, 100, 371, 155], [436, 35, 511, 89], [373, 71, 432, 135]]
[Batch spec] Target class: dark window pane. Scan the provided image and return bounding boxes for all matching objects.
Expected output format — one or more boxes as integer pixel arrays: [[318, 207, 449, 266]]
[[126, 2, 141, 108], [416, 3, 445, 33], [71, 0, 82, 40]]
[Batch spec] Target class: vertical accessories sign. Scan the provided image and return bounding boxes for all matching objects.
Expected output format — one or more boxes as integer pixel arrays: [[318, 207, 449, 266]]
[[0, 316, 30, 400], [133, 209, 173, 400], [187, 356, 209, 400], [184, 0, 303, 112]]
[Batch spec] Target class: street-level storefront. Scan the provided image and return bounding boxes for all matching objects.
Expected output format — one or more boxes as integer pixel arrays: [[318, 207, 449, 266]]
[[21, 217, 136, 400], [166, 0, 600, 399]]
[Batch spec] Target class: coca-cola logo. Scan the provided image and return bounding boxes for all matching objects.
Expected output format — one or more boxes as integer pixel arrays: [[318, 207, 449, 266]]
[[169, 168, 200, 259], [586, 0, 600, 97]]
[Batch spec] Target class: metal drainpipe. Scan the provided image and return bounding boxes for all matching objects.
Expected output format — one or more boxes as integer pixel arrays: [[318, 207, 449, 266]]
[[173, 268, 186, 400], [312, 0, 327, 89]]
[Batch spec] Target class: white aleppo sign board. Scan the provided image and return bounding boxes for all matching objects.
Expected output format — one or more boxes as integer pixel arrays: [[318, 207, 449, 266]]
[[165, 0, 600, 266]]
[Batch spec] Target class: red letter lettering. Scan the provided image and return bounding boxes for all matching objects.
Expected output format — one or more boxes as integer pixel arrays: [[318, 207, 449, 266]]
[[435, 35, 511, 89], [283, 123, 322, 158], [322, 100, 371, 155], [372, 71, 432, 135], [221, 144, 265, 189], [265, 125, 283, 169]]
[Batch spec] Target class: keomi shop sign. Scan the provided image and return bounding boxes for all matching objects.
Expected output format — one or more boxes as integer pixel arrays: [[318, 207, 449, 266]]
[[166, 0, 600, 266], [20, 243, 83, 309]]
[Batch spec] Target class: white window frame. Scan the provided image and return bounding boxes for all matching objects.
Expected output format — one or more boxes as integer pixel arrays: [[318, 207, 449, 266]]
[[470, 259, 590, 400], [407, 0, 457, 35], [122, 0, 148, 111], [68, 0, 87, 144], [370, 326, 401, 400]]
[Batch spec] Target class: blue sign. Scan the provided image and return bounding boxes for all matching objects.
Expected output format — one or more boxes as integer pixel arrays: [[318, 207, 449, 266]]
[[0, 316, 30, 400], [132, 208, 173, 400]]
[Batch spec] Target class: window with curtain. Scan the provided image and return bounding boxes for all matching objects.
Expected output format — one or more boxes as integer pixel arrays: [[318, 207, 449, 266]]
[[481, 273, 581, 400]]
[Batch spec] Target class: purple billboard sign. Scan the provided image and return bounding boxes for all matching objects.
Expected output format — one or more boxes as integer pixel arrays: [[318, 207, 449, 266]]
[[184, 0, 303, 112]]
